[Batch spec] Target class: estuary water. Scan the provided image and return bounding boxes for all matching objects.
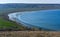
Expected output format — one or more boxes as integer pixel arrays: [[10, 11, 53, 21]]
[[8, 9, 60, 31]]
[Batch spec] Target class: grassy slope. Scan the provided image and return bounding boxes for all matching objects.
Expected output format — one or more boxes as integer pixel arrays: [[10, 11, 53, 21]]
[[0, 17, 18, 28], [0, 17, 27, 30]]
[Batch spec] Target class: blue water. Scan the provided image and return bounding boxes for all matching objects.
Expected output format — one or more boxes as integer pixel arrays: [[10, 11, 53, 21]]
[[16, 9, 60, 31]]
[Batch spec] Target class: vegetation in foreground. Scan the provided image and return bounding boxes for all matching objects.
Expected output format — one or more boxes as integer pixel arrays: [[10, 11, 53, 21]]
[[0, 17, 27, 31], [0, 31, 59, 37]]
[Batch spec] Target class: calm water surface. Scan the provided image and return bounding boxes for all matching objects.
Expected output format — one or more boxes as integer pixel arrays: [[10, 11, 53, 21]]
[[17, 9, 60, 31], [8, 9, 60, 31]]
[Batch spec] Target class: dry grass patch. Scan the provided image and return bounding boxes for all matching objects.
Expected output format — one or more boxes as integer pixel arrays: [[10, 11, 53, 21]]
[[0, 31, 60, 37]]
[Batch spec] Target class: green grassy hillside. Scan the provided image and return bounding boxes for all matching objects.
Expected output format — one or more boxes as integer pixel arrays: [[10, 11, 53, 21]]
[[0, 17, 27, 31]]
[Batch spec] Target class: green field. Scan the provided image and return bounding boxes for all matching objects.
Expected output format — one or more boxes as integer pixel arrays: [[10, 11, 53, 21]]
[[0, 17, 27, 30]]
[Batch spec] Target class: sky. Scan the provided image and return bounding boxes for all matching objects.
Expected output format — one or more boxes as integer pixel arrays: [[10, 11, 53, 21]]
[[0, 0, 60, 4]]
